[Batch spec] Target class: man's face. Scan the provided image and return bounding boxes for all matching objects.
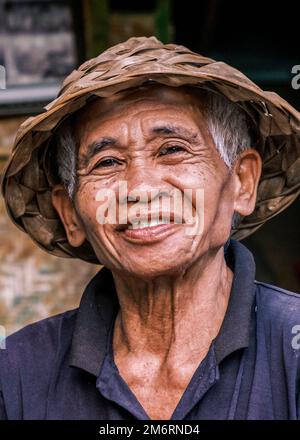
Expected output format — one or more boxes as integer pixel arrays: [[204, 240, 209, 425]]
[[67, 86, 237, 277]]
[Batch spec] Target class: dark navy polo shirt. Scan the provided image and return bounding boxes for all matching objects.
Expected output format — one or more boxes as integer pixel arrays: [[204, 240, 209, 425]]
[[0, 239, 300, 420]]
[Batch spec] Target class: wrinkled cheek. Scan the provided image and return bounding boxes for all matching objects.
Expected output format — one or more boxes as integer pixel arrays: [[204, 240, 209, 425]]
[[191, 183, 215, 220], [76, 190, 103, 234], [77, 189, 118, 253], [190, 182, 227, 237], [206, 182, 234, 239]]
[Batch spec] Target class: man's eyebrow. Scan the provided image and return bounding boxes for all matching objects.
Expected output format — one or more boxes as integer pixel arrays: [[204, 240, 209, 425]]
[[151, 125, 199, 141], [79, 137, 116, 167]]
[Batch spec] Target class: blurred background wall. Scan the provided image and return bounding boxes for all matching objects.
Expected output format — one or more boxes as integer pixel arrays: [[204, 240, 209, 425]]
[[0, 0, 299, 335]]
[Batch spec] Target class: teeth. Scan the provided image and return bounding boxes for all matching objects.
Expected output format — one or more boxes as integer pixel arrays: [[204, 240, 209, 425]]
[[128, 218, 170, 230]]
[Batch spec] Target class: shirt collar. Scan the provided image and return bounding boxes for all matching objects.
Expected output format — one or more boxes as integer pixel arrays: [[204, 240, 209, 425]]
[[69, 238, 256, 376], [214, 239, 256, 363], [68, 266, 119, 377]]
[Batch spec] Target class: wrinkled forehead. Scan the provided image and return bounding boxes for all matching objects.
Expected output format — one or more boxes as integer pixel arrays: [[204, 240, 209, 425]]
[[74, 84, 209, 141]]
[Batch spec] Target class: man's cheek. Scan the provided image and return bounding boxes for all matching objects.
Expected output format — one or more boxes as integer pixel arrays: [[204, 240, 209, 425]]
[[95, 188, 117, 226]]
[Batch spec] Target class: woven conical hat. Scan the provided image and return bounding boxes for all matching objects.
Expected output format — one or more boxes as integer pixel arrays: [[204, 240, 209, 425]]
[[1, 36, 300, 264]]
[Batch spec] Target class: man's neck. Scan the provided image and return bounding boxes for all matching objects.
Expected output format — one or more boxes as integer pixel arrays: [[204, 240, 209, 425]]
[[111, 245, 233, 365]]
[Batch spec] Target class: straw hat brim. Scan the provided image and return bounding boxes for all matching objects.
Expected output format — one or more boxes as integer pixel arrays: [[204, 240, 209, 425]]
[[1, 36, 300, 264]]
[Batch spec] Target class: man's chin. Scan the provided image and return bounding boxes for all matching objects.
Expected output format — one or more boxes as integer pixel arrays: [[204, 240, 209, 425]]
[[115, 258, 192, 280]]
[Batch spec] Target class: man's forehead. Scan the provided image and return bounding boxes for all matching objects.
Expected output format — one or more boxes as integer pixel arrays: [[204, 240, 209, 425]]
[[74, 85, 207, 141], [77, 85, 205, 121]]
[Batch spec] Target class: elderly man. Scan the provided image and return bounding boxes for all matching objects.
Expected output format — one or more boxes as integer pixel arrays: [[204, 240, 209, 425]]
[[0, 37, 300, 420]]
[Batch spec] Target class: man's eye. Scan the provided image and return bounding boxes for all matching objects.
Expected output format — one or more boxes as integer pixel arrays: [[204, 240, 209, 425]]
[[158, 145, 185, 156], [96, 158, 119, 168]]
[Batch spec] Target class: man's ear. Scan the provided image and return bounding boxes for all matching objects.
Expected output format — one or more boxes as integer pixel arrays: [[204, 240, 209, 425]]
[[51, 184, 86, 247], [232, 148, 262, 217]]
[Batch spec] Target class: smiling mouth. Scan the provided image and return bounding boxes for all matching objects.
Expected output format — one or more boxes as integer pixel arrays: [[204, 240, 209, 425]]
[[116, 213, 184, 232]]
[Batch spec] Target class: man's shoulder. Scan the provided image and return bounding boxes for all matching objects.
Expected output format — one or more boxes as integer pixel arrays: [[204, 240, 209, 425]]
[[255, 280, 300, 311], [0, 309, 80, 419], [254, 280, 300, 334], [7, 308, 77, 344], [0, 309, 78, 370]]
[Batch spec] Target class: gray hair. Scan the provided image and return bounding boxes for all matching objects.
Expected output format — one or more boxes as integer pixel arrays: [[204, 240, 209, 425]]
[[54, 90, 253, 229]]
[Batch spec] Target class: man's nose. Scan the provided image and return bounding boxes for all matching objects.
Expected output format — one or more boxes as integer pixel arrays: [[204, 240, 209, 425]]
[[118, 162, 170, 204]]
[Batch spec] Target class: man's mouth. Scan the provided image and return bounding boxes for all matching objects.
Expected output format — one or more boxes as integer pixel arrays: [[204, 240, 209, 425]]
[[113, 211, 190, 243], [127, 217, 178, 230], [116, 212, 184, 231]]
